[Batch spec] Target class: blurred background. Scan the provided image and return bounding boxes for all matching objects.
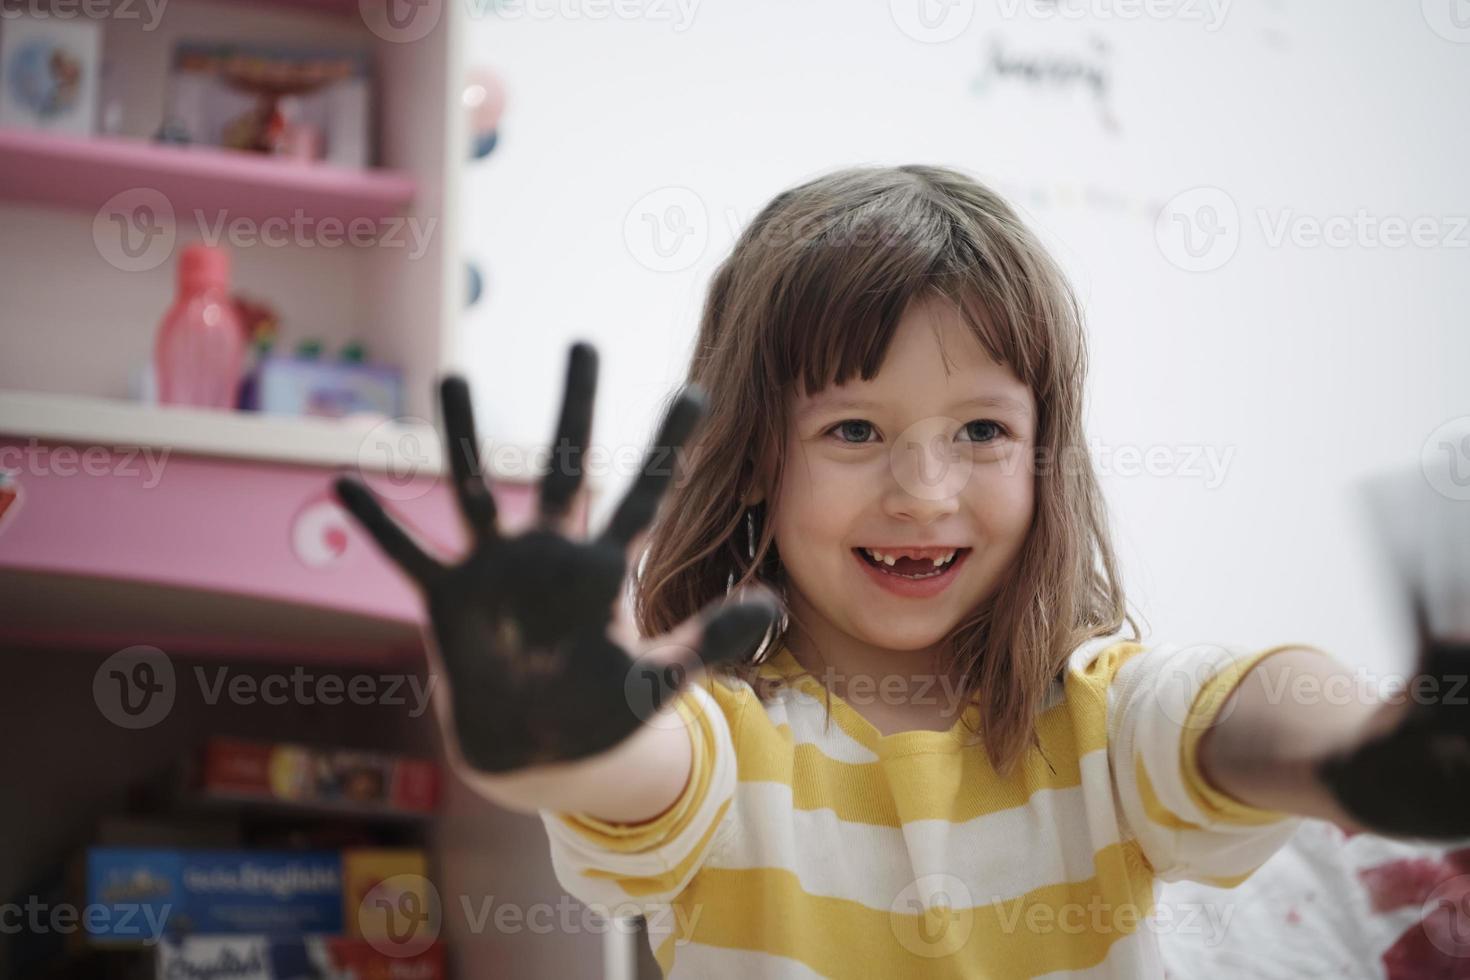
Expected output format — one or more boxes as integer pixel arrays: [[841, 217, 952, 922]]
[[0, 0, 1467, 976]]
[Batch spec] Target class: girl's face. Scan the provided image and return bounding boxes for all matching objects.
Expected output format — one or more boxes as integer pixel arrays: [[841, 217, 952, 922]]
[[762, 295, 1036, 662]]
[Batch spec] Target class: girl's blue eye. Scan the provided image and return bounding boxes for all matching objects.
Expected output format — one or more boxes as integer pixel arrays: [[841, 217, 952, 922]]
[[825, 419, 1009, 444], [961, 420, 1007, 444], [831, 420, 875, 443]]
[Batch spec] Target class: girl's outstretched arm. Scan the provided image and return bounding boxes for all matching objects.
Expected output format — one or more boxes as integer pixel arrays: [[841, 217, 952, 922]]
[[1197, 629, 1469, 839], [1195, 647, 1385, 829]]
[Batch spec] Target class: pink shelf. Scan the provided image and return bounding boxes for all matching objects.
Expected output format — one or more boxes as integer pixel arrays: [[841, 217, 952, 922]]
[[0, 433, 589, 664], [0, 128, 417, 225]]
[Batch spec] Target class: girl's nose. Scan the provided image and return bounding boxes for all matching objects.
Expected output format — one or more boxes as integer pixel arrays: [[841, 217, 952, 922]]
[[882, 426, 969, 522]]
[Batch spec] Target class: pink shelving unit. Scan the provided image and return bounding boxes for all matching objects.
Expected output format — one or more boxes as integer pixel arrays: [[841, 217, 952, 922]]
[[0, 129, 418, 224], [0, 0, 465, 423], [0, 3, 605, 975], [0, 0, 472, 654]]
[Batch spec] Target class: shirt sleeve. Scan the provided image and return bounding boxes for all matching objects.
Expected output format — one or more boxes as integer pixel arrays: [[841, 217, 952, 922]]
[[536, 677, 741, 918], [1077, 638, 1329, 887]]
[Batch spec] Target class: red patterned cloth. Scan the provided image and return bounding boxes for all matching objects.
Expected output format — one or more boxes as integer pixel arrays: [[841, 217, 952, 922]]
[[1158, 821, 1470, 979]]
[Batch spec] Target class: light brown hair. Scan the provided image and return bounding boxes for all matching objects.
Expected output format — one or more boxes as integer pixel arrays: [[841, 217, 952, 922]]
[[633, 164, 1140, 777]]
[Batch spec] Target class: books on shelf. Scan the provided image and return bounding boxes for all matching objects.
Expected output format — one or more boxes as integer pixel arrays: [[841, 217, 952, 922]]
[[153, 935, 446, 979], [82, 846, 429, 944], [192, 737, 441, 818], [9, 736, 446, 977]]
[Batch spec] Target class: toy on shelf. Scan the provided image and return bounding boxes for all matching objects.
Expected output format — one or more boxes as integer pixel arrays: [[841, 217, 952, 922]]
[[239, 338, 403, 420], [233, 294, 280, 412], [463, 66, 505, 161], [165, 42, 372, 168]]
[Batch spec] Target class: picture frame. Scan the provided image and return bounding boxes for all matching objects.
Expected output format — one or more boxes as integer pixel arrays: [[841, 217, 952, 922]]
[[0, 14, 102, 135]]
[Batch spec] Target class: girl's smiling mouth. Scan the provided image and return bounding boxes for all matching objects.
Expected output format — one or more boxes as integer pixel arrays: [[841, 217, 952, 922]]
[[852, 546, 972, 598]]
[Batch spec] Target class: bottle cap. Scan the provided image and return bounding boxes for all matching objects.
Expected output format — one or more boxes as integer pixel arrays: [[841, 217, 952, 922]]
[[179, 244, 231, 292]]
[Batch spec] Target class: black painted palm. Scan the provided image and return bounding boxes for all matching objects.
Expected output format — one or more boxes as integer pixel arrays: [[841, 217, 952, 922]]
[[334, 343, 778, 774], [1317, 596, 1470, 839], [1317, 463, 1470, 839]]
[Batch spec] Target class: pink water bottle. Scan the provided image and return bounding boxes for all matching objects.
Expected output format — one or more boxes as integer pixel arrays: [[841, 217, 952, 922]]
[[154, 244, 246, 409]]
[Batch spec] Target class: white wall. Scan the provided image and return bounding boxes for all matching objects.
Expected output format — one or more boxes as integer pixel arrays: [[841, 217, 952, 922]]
[[458, 0, 1470, 682]]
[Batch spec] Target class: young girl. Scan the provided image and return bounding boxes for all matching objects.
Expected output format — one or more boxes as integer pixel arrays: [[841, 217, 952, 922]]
[[335, 165, 1467, 977]]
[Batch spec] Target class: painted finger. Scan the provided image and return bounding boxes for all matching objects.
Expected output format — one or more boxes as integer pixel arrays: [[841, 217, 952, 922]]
[[540, 342, 597, 527], [440, 375, 499, 544], [333, 476, 443, 585], [599, 384, 706, 550]]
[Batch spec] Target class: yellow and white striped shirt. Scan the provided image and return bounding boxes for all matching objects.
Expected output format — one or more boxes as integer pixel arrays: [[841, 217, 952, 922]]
[[539, 635, 1312, 978]]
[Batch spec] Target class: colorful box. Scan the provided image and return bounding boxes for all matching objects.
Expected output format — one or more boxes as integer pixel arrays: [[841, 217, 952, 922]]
[[248, 355, 404, 420], [84, 848, 345, 942], [343, 850, 431, 945], [197, 738, 441, 817], [82, 847, 432, 945]]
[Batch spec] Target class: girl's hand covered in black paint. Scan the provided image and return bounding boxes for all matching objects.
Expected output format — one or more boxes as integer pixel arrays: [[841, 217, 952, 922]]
[[1317, 592, 1470, 840], [334, 343, 780, 775]]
